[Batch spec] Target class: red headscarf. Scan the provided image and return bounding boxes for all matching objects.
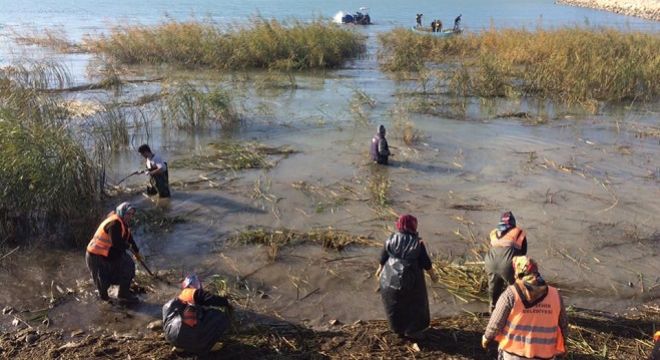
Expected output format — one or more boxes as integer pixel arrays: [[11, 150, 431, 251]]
[[396, 214, 418, 234]]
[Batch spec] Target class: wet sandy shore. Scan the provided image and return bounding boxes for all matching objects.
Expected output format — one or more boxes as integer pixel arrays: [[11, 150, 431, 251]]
[[558, 0, 660, 21]]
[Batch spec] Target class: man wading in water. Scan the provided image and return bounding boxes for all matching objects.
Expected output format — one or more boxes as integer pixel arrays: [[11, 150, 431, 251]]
[[371, 125, 391, 165], [138, 144, 170, 198]]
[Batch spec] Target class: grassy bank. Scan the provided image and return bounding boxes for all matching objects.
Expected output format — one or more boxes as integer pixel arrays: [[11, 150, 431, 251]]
[[378, 27, 660, 105], [87, 18, 366, 70], [0, 62, 103, 246]]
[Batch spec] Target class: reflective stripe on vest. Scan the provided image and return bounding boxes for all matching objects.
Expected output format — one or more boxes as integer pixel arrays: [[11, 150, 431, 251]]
[[495, 285, 566, 358], [490, 227, 525, 250], [86, 213, 129, 257], [178, 288, 198, 327]]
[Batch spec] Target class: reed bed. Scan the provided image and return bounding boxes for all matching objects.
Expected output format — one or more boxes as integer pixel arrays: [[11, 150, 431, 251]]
[[378, 27, 660, 106], [0, 61, 103, 246], [86, 18, 366, 71], [160, 82, 239, 130], [228, 227, 379, 261], [171, 141, 296, 172], [12, 28, 83, 53]]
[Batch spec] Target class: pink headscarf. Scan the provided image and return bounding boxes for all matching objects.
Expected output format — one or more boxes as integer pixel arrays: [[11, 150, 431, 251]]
[[396, 214, 418, 234]]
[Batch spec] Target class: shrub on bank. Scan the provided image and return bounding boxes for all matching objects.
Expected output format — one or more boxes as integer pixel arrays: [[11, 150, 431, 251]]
[[378, 27, 660, 105], [87, 18, 366, 70]]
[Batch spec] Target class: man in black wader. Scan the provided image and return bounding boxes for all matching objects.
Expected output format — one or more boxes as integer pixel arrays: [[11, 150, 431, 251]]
[[162, 274, 232, 354], [85, 202, 141, 304], [138, 144, 170, 198], [484, 211, 528, 313], [371, 125, 391, 165]]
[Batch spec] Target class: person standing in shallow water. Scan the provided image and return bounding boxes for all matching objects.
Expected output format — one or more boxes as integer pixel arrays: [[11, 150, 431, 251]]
[[376, 214, 438, 339], [484, 211, 528, 313], [370, 125, 390, 165], [138, 144, 170, 198], [85, 202, 140, 304]]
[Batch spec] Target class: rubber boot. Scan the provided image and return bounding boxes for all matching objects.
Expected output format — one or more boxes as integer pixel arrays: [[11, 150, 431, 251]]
[[117, 283, 139, 304]]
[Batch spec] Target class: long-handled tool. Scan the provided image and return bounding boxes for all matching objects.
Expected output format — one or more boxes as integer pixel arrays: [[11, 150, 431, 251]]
[[131, 249, 155, 277], [116, 170, 145, 186]]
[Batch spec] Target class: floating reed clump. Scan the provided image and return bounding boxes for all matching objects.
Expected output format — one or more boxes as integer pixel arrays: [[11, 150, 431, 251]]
[[86, 18, 366, 70], [378, 27, 660, 105], [12, 28, 83, 53], [133, 207, 186, 233], [160, 82, 239, 130], [228, 227, 379, 261], [432, 258, 488, 303], [172, 141, 296, 172]]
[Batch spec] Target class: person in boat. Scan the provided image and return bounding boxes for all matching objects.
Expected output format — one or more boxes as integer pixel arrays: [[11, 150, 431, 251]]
[[430, 20, 436, 32], [370, 124, 390, 165], [376, 214, 438, 339], [484, 211, 528, 313], [482, 256, 568, 360], [436, 19, 443, 32], [85, 202, 140, 304], [138, 144, 170, 198], [163, 274, 232, 354], [453, 14, 462, 32], [416, 14, 423, 27]]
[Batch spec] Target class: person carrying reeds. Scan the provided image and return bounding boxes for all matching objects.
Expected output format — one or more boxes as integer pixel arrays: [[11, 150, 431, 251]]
[[376, 214, 438, 339], [485, 211, 528, 313], [482, 256, 567, 360], [85, 202, 141, 303], [163, 274, 232, 354], [138, 144, 170, 198], [370, 125, 391, 165]]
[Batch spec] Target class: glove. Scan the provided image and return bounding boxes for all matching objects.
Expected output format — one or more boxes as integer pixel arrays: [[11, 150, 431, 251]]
[[481, 335, 490, 349], [133, 252, 143, 262]]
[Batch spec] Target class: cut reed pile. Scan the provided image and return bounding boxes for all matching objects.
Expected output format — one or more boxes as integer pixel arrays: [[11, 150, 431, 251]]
[[228, 227, 379, 261], [378, 27, 660, 106], [432, 258, 489, 303], [0, 61, 103, 246], [86, 18, 366, 70], [171, 141, 296, 172]]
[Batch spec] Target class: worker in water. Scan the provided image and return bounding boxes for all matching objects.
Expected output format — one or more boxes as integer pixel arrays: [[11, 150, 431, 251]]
[[163, 274, 232, 354], [376, 214, 438, 339], [138, 144, 170, 198], [370, 125, 391, 165], [416, 14, 423, 27], [85, 202, 140, 303], [453, 14, 462, 32], [482, 256, 568, 360], [484, 211, 528, 313], [650, 331, 660, 360]]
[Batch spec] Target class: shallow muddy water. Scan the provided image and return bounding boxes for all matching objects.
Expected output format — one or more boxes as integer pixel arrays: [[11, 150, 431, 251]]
[[0, 0, 659, 337]]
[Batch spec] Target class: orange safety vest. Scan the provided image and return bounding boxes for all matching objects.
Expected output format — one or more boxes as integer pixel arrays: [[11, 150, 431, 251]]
[[86, 213, 130, 257], [178, 288, 198, 327], [490, 227, 526, 250], [496, 285, 566, 359]]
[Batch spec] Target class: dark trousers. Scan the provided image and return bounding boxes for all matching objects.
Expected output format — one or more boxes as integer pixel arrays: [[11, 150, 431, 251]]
[[85, 251, 135, 299], [149, 169, 170, 198]]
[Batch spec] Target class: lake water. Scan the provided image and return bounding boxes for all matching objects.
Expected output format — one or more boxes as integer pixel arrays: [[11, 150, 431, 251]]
[[0, 0, 658, 334]]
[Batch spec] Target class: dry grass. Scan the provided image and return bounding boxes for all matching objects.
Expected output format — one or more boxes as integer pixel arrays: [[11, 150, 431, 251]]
[[12, 28, 84, 53], [378, 27, 660, 106], [85, 18, 366, 71], [171, 141, 296, 172], [228, 227, 379, 261]]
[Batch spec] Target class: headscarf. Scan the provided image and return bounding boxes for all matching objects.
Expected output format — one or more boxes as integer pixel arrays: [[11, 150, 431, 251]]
[[396, 214, 418, 234], [182, 274, 202, 290], [377, 124, 386, 136], [497, 211, 516, 232], [512, 256, 547, 302], [115, 201, 135, 219]]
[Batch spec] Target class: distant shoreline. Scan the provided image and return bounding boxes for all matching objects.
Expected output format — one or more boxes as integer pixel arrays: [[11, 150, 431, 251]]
[[558, 0, 660, 21]]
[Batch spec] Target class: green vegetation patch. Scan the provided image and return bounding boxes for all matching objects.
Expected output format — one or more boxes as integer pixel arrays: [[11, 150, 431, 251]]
[[378, 27, 660, 105], [228, 227, 379, 261], [87, 18, 366, 70], [171, 141, 296, 172]]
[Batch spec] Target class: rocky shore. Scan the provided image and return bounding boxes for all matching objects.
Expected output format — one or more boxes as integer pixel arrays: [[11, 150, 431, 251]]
[[558, 0, 660, 21]]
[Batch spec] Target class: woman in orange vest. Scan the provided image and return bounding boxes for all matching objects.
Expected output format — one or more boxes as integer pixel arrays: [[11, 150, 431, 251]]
[[650, 331, 660, 360], [485, 211, 528, 312], [162, 274, 232, 354], [85, 202, 140, 303], [482, 256, 568, 360]]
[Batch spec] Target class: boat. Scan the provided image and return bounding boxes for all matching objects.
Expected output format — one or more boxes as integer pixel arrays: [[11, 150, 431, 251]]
[[339, 7, 372, 25], [410, 26, 462, 37]]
